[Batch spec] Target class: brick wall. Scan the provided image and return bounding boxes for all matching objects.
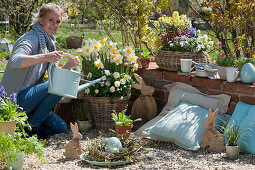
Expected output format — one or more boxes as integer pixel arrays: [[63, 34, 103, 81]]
[[132, 62, 255, 115]]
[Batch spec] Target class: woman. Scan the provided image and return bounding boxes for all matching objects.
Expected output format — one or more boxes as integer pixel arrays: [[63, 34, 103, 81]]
[[0, 3, 80, 138]]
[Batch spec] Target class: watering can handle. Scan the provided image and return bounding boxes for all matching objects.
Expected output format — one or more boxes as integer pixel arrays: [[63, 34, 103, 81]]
[[48, 53, 81, 87]]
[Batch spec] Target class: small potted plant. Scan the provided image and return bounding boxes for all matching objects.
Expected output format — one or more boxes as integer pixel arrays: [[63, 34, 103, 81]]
[[0, 86, 28, 135], [111, 109, 141, 138], [140, 51, 152, 69], [0, 132, 45, 169], [77, 103, 91, 132], [224, 121, 241, 160]]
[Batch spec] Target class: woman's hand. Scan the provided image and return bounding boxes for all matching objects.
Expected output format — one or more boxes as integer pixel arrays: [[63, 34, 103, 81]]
[[62, 56, 81, 70], [45, 51, 63, 63]]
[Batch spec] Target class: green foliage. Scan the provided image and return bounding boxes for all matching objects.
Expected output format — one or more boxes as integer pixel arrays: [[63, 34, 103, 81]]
[[142, 51, 152, 60], [0, 51, 11, 60], [55, 36, 67, 50], [224, 121, 240, 146], [78, 103, 89, 121], [235, 57, 255, 69], [111, 110, 141, 127], [215, 57, 235, 67], [0, 0, 49, 34], [188, 0, 255, 59], [0, 132, 45, 163]]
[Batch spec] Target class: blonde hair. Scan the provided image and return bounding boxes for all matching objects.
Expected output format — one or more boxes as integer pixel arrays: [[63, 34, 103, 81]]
[[38, 3, 63, 21]]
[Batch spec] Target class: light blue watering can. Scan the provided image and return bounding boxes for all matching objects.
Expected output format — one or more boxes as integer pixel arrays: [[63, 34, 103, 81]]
[[48, 53, 103, 98]]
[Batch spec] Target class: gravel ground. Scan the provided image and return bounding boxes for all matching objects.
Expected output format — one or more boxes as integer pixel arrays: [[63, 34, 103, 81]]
[[23, 129, 255, 170]]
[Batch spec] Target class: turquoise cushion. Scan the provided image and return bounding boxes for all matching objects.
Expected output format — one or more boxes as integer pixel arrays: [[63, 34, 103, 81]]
[[143, 100, 229, 151], [226, 101, 255, 154]]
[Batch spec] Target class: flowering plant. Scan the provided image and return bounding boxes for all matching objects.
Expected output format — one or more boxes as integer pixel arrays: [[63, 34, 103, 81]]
[[81, 38, 138, 97], [0, 86, 28, 128], [213, 41, 235, 67], [154, 11, 213, 52]]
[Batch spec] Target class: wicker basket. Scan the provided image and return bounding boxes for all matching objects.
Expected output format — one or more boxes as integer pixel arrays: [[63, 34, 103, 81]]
[[66, 36, 83, 49], [84, 96, 129, 130], [155, 50, 211, 71]]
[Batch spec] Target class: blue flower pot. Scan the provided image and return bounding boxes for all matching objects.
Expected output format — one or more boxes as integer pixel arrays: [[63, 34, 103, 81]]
[[241, 63, 255, 83]]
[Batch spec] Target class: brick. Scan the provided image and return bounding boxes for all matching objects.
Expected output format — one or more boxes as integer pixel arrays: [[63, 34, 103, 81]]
[[151, 80, 169, 89], [196, 87, 208, 94], [207, 90, 222, 95], [137, 69, 163, 79], [240, 96, 255, 105], [223, 93, 239, 103], [222, 81, 255, 95], [163, 71, 191, 84], [191, 77, 221, 90], [227, 103, 236, 115]]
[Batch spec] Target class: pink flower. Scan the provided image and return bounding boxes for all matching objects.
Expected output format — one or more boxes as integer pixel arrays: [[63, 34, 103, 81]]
[[213, 59, 216, 64], [219, 53, 224, 58], [216, 41, 222, 46]]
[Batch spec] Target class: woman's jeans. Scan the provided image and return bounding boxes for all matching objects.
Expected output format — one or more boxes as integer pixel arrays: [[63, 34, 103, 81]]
[[17, 81, 67, 135]]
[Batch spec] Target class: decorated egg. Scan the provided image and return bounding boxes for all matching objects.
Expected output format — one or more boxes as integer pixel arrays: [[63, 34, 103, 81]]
[[241, 63, 255, 83], [103, 137, 123, 153]]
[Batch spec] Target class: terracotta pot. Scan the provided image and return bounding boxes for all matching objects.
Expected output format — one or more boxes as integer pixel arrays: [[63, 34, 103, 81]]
[[0, 121, 16, 135], [140, 59, 150, 69], [226, 145, 239, 160], [115, 124, 133, 138]]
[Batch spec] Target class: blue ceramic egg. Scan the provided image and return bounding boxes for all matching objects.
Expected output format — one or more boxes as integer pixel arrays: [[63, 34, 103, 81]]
[[241, 63, 255, 83], [103, 137, 123, 153]]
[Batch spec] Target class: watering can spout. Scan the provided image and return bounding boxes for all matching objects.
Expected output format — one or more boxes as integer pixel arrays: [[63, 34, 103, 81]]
[[78, 77, 103, 92]]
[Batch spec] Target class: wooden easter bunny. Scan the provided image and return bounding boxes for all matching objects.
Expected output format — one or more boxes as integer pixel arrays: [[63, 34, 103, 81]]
[[131, 73, 157, 123], [64, 122, 83, 159], [201, 109, 225, 152]]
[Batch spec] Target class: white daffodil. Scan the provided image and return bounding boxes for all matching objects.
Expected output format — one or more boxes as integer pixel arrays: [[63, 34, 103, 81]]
[[110, 48, 118, 55], [110, 54, 117, 63], [110, 86, 115, 92], [82, 45, 93, 56], [127, 55, 138, 64], [108, 41, 117, 49], [133, 63, 139, 71], [84, 88, 90, 94], [105, 81, 111, 87], [87, 72, 92, 79], [102, 75, 106, 81], [120, 78, 126, 85], [94, 59, 104, 69], [114, 81, 121, 87], [113, 72, 120, 79], [104, 70, 111, 76], [92, 40, 101, 53], [84, 38, 94, 46], [123, 46, 134, 56], [101, 37, 107, 44], [95, 89, 99, 94], [113, 55, 123, 65]]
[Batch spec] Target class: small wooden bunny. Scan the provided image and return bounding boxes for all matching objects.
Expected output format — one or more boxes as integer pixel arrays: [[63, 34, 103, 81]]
[[64, 122, 83, 159], [131, 73, 157, 123], [201, 109, 225, 152]]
